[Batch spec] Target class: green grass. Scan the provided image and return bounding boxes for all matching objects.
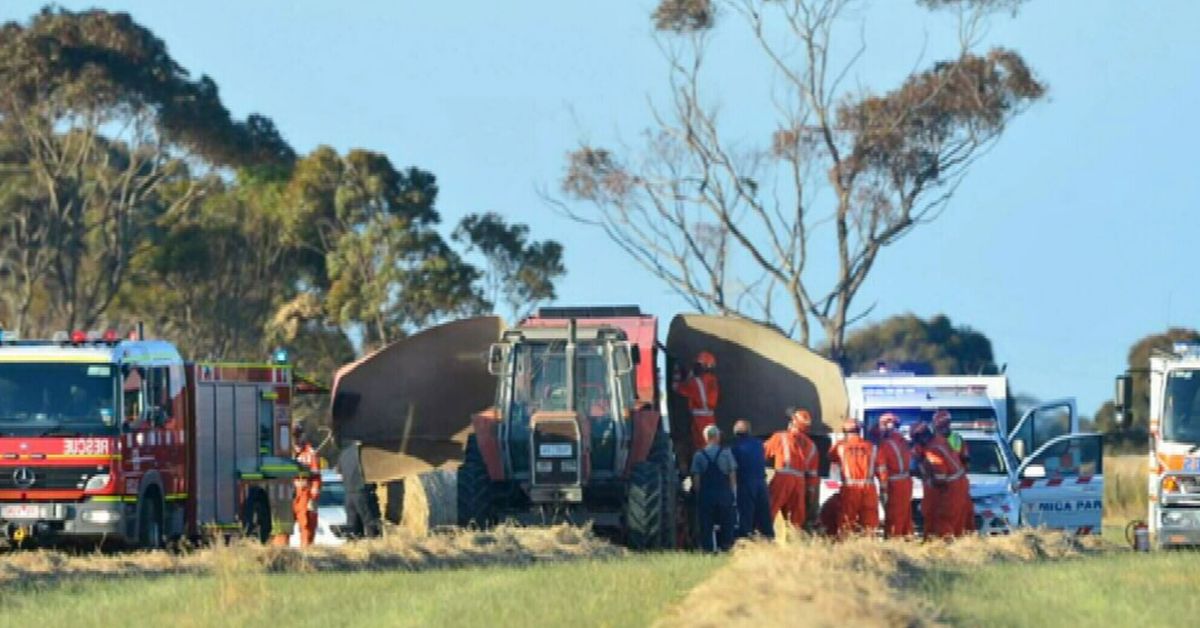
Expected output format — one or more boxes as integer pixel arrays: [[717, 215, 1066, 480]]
[[919, 552, 1200, 627], [0, 553, 722, 628]]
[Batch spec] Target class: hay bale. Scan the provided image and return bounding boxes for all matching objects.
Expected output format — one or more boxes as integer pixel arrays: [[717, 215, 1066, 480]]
[[400, 468, 457, 536]]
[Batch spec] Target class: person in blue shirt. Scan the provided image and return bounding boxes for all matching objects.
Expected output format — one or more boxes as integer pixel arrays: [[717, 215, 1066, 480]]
[[730, 419, 774, 539]]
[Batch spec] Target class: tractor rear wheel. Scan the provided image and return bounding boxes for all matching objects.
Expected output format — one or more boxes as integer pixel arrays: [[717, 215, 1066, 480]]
[[646, 430, 678, 549], [626, 459, 668, 550], [457, 435, 494, 528]]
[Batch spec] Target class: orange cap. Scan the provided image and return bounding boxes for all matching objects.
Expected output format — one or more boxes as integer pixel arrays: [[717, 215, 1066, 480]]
[[695, 351, 717, 369]]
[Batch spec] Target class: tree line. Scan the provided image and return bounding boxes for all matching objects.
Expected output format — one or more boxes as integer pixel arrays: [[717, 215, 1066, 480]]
[[0, 7, 564, 380]]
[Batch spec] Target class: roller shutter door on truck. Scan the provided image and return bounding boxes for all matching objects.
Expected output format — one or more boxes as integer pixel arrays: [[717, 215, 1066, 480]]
[[194, 379, 266, 527]]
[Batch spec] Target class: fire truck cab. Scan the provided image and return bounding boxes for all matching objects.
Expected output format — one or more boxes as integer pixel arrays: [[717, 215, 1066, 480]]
[[0, 331, 302, 548]]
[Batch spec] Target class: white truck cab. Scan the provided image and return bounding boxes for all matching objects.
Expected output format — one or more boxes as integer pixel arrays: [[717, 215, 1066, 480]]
[[832, 372, 1104, 535]]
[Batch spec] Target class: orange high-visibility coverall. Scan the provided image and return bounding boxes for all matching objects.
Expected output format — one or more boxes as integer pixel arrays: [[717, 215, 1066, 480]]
[[877, 432, 914, 538], [293, 443, 322, 547], [948, 435, 975, 533], [918, 435, 970, 539], [764, 429, 819, 528], [830, 434, 880, 537], [674, 373, 719, 450]]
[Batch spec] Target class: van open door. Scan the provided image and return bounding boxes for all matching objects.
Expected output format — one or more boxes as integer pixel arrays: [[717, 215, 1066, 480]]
[[1007, 398, 1077, 463], [1013, 433, 1104, 533]]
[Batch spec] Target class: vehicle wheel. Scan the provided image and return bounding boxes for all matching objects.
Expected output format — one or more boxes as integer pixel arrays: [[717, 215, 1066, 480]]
[[240, 489, 272, 544], [626, 460, 668, 550], [646, 429, 678, 548], [457, 435, 494, 527], [138, 494, 164, 550]]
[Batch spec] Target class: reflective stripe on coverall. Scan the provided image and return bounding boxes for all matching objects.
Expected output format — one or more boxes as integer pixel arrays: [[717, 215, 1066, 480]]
[[765, 430, 818, 529], [832, 435, 879, 536], [919, 436, 969, 539], [675, 374, 718, 450], [946, 432, 975, 533], [877, 433, 914, 538], [293, 444, 321, 547]]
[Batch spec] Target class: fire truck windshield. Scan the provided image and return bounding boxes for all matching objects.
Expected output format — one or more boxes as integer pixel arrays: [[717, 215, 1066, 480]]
[[0, 363, 119, 436], [1164, 369, 1200, 444]]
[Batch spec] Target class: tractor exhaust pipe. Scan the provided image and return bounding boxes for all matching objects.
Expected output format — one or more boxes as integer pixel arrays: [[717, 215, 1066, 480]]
[[566, 318, 577, 412]]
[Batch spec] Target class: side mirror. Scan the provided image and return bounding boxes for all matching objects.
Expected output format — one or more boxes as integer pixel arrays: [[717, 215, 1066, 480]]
[[614, 342, 634, 376], [1114, 374, 1133, 425], [630, 344, 641, 366], [488, 344, 507, 376], [1012, 439, 1026, 461], [1022, 463, 1046, 479]]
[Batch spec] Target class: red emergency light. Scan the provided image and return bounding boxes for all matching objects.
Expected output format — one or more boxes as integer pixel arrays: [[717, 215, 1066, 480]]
[[102, 329, 119, 343], [70, 330, 87, 344]]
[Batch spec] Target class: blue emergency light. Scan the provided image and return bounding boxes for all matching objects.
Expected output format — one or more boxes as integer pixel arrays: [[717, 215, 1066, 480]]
[[272, 347, 290, 365], [1173, 342, 1200, 357]]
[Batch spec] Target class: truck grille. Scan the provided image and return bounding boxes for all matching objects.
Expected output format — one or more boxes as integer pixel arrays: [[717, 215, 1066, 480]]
[[0, 465, 106, 491]]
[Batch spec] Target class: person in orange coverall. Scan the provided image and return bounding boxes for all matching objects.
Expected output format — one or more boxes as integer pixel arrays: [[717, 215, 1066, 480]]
[[875, 412, 914, 539], [291, 423, 322, 547], [830, 419, 880, 537], [673, 351, 719, 450], [912, 422, 970, 539], [764, 407, 820, 530]]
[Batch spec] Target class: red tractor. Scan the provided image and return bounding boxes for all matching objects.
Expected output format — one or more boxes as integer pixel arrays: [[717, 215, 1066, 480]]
[[456, 307, 676, 549]]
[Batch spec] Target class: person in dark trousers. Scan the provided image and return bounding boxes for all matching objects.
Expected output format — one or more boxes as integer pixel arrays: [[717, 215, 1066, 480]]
[[730, 419, 774, 539], [690, 424, 738, 552], [337, 440, 382, 538]]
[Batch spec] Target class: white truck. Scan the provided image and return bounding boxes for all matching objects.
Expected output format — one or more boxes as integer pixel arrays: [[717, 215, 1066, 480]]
[[1115, 342, 1200, 548], [824, 372, 1104, 535]]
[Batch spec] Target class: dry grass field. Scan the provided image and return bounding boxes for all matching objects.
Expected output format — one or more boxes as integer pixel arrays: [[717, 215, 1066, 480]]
[[1104, 454, 1149, 524], [0, 459, 1187, 627]]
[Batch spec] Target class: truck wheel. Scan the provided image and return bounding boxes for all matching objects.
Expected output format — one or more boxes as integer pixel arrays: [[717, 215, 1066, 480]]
[[241, 489, 272, 544], [626, 461, 667, 550], [457, 435, 493, 528], [138, 494, 164, 550]]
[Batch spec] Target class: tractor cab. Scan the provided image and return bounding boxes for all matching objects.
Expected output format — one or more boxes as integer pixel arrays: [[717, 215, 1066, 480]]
[[489, 320, 638, 502]]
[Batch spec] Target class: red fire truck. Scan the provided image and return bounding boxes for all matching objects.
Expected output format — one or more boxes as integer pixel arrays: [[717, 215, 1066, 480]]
[[0, 331, 304, 548]]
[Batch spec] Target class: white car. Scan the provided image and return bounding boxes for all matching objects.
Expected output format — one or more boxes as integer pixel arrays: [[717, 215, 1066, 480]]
[[290, 470, 349, 547], [960, 431, 1021, 535]]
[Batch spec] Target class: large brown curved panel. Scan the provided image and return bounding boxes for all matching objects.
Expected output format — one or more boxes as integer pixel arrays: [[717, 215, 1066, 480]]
[[330, 316, 503, 482], [665, 315, 847, 446]]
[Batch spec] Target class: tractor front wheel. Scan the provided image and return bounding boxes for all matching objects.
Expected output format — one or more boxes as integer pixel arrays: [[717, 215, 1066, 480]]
[[457, 435, 494, 528]]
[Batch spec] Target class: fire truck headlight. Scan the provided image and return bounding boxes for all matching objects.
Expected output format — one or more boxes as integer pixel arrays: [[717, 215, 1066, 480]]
[[82, 509, 118, 524], [1163, 476, 1180, 493], [1162, 511, 1190, 527], [84, 474, 111, 491]]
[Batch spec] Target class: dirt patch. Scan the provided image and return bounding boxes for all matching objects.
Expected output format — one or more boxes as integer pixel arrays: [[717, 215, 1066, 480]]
[[0, 524, 620, 585], [656, 531, 1112, 628]]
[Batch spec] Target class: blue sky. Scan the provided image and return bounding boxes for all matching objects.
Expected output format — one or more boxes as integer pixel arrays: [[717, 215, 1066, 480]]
[[5, 1, 1197, 415]]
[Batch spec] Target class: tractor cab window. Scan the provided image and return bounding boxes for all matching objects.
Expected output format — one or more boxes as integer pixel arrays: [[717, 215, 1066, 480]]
[[510, 342, 614, 420], [577, 345, 613, 421]]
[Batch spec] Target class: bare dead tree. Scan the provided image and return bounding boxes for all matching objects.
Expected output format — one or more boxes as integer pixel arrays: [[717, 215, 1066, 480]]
[[556, 0, 1044, 359]]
